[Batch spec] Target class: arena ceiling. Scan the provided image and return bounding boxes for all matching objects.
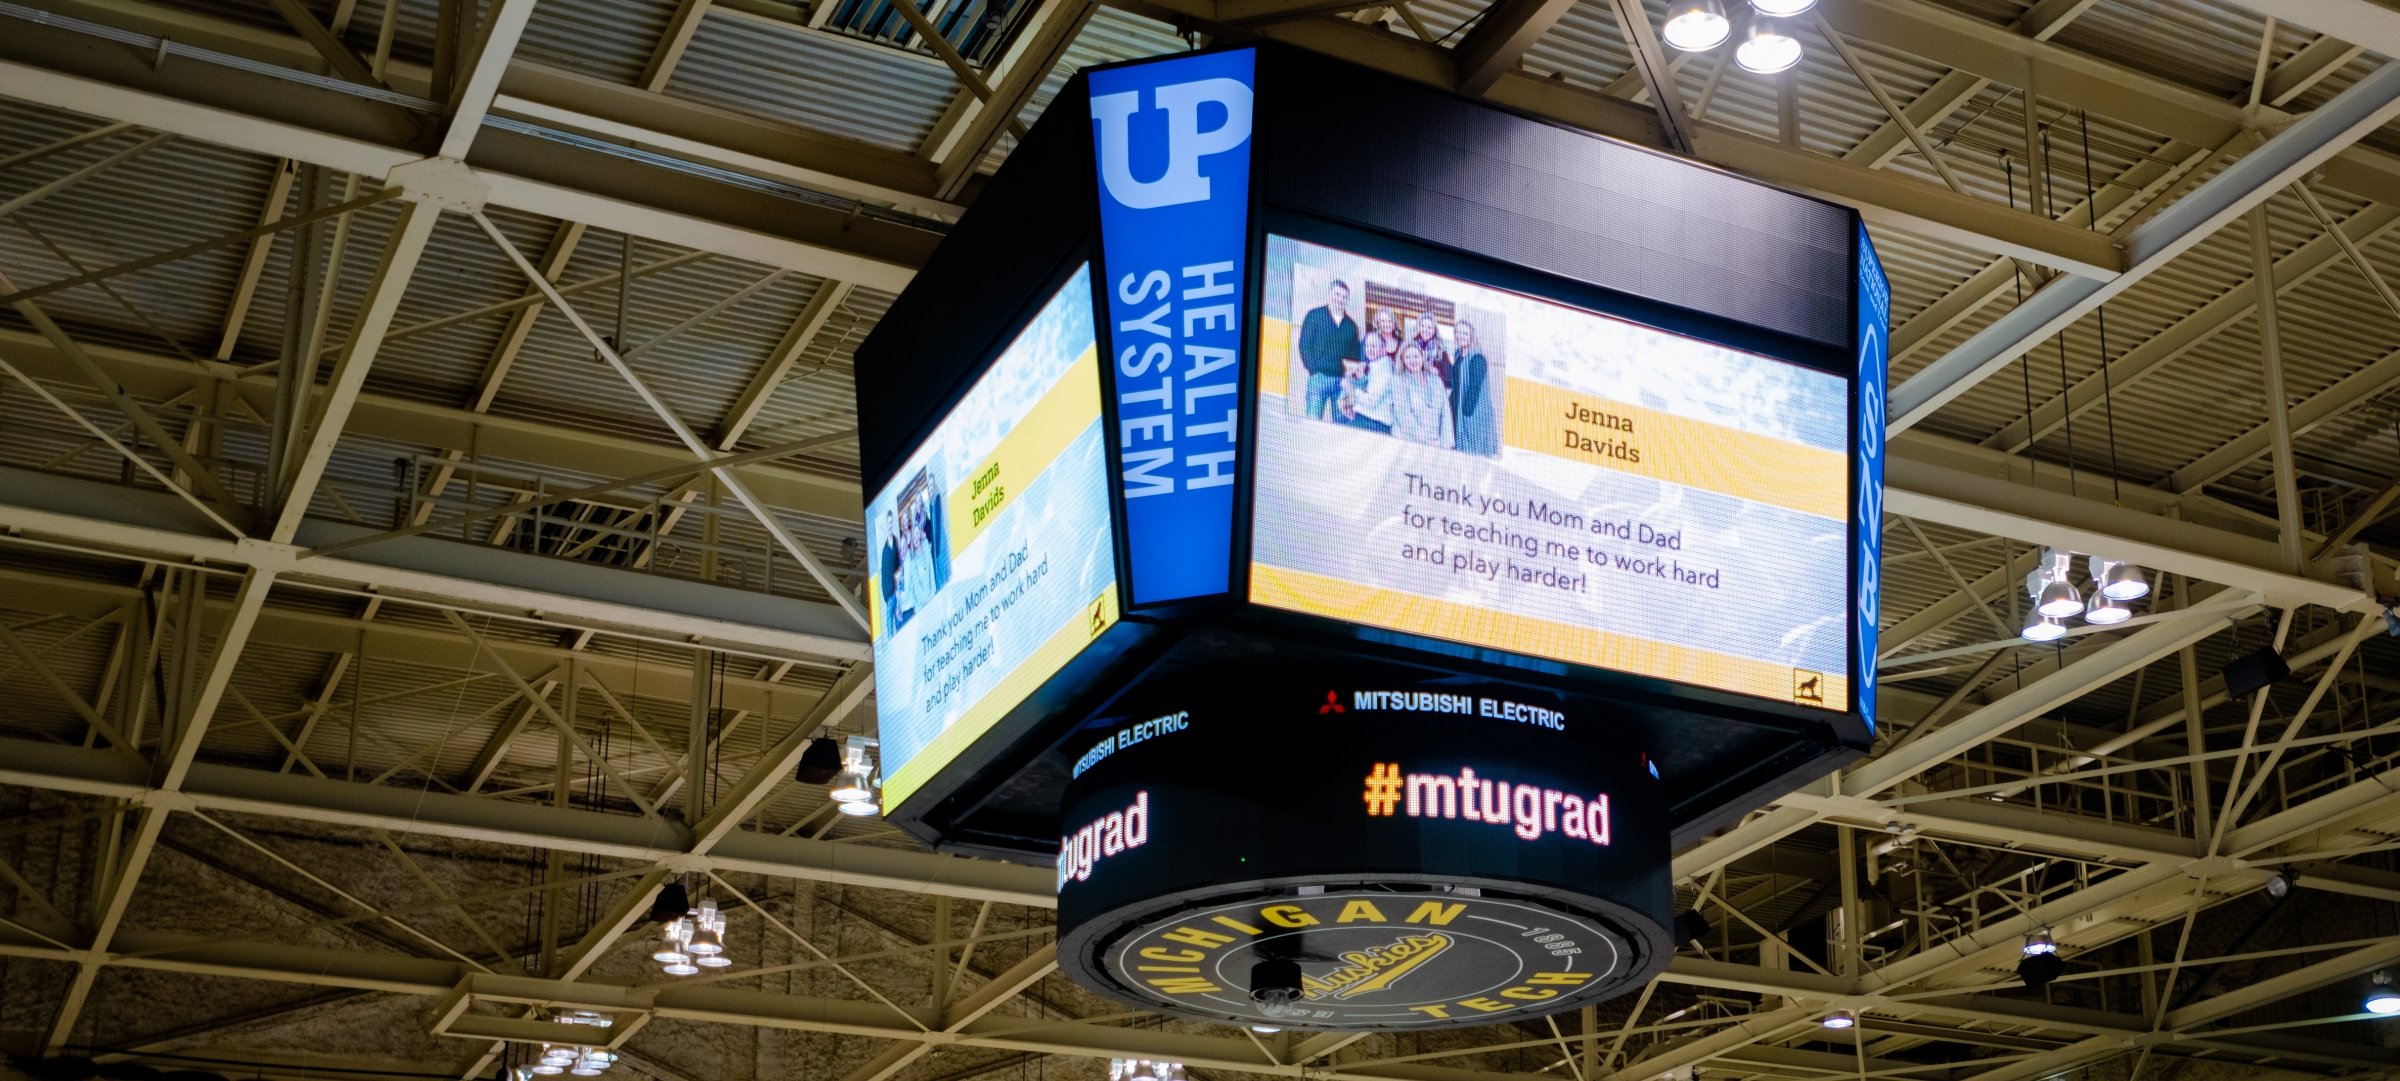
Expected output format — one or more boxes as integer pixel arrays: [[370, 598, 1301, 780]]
[[3, 0, 2400, 1079]]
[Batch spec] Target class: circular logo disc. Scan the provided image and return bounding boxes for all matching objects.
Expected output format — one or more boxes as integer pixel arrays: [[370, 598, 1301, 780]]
[[1088, 890, 1644, 1029]]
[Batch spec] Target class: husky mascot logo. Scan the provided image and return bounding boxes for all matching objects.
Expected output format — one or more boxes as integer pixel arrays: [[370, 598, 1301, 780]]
[[1090, 76, 1253, 209]]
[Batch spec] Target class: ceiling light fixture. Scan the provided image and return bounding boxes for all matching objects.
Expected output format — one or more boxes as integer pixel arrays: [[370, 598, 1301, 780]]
[[2091, 556, 2149, 601], [1820, 1010, 1856, 1030], [2266, 869, 2295, 900], [2083, 590, 2131, 625], [2367, 973, 2400, 1015], [656, 895, 732, 976], [2017, 929, 2064, 991], [2020, 615, 2067, 642], [1661, 4, 1804, 73], [826, 735, 883, 815], [2034, 549, 2083, 617], [1733, 18, 1802, 74], [1661, 0, 1731, 50]]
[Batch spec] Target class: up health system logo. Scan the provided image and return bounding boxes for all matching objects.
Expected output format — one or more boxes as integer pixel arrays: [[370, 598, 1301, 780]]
[[1089, 49, 1255, 607]]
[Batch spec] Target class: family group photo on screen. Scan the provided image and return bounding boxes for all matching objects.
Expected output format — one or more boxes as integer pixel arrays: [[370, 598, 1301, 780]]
[[877, 467, 952, 634], [1284, 263, 1506, 458]]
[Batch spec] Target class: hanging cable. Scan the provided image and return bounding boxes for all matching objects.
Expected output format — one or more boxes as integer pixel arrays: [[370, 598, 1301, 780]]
[[2005, 154, 2038, 490], [2079, 110, 2125, 505], [2041, 118, 2078, 497]]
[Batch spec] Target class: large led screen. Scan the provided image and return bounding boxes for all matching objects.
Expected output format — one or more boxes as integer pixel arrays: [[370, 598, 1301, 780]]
[[869, 264, 1120, 810], [1251, 236, 1850, 710]]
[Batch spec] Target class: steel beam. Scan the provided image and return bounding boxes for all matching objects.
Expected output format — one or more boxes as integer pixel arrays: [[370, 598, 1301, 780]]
[[0, 737, 1056, 906], [0, 467, 868, 663], [437, 0, 539, 159], [1884, 453, 2366, 610], [2225, 0, 2400, 58], [1454, 0, 1580, 95], [1987, 202, 2400, 456], [1888, 58, 2400, 432], [0, 57, 924, 290]]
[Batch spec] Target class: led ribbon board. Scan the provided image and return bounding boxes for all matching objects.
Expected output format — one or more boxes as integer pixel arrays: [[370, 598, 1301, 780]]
[[1056, 673, 1669, 1029], [1089, 49, 1254, 607], [867, 266, 1122, 813]]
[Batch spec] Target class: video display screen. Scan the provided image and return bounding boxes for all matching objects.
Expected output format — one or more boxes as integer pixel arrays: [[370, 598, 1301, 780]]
[[1250, 236, 1851, 710], [869, 264, 1120, 810]]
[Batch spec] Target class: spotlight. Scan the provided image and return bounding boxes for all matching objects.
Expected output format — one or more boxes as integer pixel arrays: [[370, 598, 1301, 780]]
[[2091, 556, 2149, 601], [662, 957, 699, 976], [2021, 616, 2067, 642], [795, 736, 845, 784], [1250, 1025, 1282, 1035], [836, 798, 880, 816], [2017, 943, 2064, 991], [1749, 0, 1815, 16], [652, 917, 691, 964], [688, 899, 725, 954], [2033, 550, 2083, 617], [2022, 929, 2057, 957], [2368, 973, 2400, 1015], [2083, 591, 2131, 625], [828, 766, 874, 804], [1734, 18, 1802, 74], [1250, 958, 1305, 1018], [1820, 1010, 1855, 1030], [1660, 0, 1731, 50], [2266, 869, 2295, 900]]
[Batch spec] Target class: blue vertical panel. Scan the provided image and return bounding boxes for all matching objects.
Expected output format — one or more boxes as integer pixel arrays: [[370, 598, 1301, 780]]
[[1853, 222, 1889, 733], [1089, 49, 1255, 606]]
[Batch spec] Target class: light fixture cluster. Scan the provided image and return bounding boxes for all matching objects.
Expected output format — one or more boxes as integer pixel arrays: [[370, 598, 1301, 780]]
[[1661, 0, 1812, 75], [1110, 1060, 1186, 1081], [651, 895, 731, 977], [521, 1012, 619, 1079], [2020, 549, 2150, 642], [525, 1047, 618, 1078], [798, 735, 883, 816]]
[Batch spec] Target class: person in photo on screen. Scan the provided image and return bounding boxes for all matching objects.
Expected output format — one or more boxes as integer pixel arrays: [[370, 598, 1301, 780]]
[[1408, 312, 1452, 393], [1363, 308, 1401, 372], [1341, 337, 1398, 435], [1388, 340, 1453, 447], [1453, 320, 1500, 457], [1296, 279, 1361, 421], [877, 509, 900, 633]]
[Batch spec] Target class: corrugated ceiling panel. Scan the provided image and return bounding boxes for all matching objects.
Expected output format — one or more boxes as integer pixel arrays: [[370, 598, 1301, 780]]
[[666, 15, 958, 154]]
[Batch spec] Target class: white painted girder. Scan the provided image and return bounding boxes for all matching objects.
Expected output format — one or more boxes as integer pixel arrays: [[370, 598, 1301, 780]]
[[0, 59, 920, 291], [0, 736, 1056, 906]]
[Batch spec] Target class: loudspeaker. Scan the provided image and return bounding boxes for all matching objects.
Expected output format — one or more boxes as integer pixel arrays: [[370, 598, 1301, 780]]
[[2221, 647, 2292, 699]]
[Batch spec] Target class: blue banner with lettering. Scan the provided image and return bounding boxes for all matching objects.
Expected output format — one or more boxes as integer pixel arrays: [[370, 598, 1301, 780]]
[[1089, 49, 1255, 606], [1853, 222, 1888, 734]]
